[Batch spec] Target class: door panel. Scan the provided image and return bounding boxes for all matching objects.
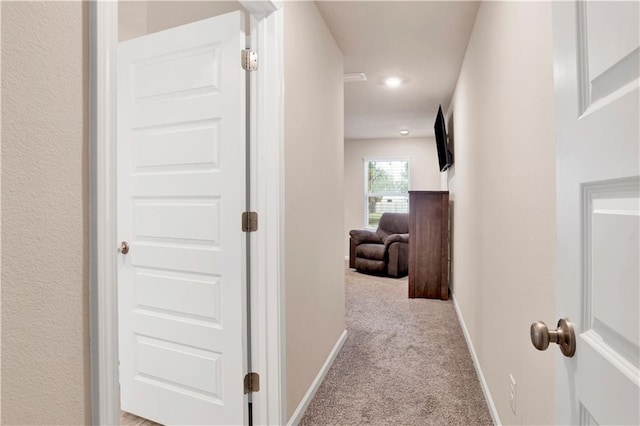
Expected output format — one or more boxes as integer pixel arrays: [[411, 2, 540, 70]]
[[577, 180, 640, 426], [133, 269, 222, 323], [117, 11, 246, 426], [577, 0, 640, 110], [553, 1, 639, 424], [132, 120, 221, 171]]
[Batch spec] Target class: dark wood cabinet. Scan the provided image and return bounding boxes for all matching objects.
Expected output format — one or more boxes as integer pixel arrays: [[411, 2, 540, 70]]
[[408, 191, 449, 300]]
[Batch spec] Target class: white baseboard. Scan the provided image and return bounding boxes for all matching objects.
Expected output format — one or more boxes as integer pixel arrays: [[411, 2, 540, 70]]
[[452, 295, 502, 426], [287, 329, 348, 426]]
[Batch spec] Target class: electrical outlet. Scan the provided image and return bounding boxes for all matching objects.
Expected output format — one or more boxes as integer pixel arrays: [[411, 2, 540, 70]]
[[509, 374, 516, 414]]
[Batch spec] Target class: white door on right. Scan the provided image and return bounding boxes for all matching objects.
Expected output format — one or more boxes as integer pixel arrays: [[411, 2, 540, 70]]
[[553, 1, 639, 425]]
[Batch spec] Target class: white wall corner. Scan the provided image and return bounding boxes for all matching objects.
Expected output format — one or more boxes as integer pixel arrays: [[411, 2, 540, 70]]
[[287, 330, 348, 426], [452, 295, 502, 426]]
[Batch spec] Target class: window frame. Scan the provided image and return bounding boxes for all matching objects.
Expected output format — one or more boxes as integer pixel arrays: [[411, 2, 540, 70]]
[[362, 157, 411, 230]]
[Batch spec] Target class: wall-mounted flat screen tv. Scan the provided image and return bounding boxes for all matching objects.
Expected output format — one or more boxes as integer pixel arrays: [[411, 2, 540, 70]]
[[434, 105, 452, 172]]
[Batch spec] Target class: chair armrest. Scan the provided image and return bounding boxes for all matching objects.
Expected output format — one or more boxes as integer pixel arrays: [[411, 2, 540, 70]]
[[387, 239, 409, 277], [349, 229, 383, 245], [384, 233, 409, 250]]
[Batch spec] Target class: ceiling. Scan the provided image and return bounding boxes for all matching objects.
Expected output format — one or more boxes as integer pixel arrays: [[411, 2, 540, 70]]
[[315, 1, 480, 140]]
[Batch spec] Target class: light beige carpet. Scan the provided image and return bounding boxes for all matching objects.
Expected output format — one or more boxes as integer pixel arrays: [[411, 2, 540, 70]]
[[299, 266, 493, 426]]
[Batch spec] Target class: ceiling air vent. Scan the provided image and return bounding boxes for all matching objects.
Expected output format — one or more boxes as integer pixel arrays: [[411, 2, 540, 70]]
[[344, 73, 367, 83]]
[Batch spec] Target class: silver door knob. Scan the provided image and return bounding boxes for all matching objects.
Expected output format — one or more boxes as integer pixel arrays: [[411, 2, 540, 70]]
[[119, 241, 130, 255], [530, 318, 576, 357]]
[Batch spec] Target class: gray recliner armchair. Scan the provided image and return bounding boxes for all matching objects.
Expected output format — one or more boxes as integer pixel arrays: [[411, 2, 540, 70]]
[[349, 213, 409, 278]]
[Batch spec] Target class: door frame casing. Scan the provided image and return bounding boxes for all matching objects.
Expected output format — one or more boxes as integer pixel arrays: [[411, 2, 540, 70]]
[[88, 2, 285, 424]]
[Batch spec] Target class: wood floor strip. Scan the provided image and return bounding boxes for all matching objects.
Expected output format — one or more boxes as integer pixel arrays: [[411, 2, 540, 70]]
[[120, 411, 162, 426]]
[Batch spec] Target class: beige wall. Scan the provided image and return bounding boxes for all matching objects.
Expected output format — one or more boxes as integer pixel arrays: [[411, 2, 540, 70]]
[[1, 2, 90, 424], [119, 1, 245, 42], [446, 2, 557, 424], [284, 2, 345, 420], [118, 1, 148, 41], [344, 137, 440, 255]]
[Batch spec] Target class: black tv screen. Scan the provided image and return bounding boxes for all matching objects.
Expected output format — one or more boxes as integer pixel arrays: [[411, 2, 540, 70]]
[[434, 105, 452, 172]]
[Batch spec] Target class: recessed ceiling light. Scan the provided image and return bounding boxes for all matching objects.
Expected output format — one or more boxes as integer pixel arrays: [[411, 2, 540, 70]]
[[400, 129, 410, 136], [384, 77, 402, 88], [344, 73, 367, 83]]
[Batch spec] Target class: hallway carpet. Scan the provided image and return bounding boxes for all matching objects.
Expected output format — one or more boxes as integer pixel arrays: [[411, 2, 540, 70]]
[[299, 266, 493, 426]]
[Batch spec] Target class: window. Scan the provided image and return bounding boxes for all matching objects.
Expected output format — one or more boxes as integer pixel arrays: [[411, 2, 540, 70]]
[[364, 159, 409, 229]]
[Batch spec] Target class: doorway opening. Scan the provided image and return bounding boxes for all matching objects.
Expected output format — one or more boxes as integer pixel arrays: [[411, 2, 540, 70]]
[[90, 2, 284, 425]]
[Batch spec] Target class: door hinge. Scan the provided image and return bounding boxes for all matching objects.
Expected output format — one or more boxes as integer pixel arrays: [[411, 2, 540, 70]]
[[242, 49, 258, 71], [242, 212, 258, 232], [244, 372, 260, 394]]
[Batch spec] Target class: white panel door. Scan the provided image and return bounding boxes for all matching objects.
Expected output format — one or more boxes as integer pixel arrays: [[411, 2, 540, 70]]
[[117, 12, 246, 426], [552, 1, 639, 424]]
